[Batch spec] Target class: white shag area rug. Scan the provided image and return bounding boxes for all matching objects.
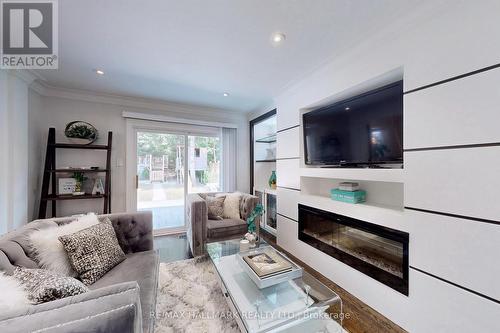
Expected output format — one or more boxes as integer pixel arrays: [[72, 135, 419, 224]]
[[154, 256, 240, 333]]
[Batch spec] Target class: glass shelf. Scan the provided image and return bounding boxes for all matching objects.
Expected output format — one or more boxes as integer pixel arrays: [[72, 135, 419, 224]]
[[255, 134, 277, 143]]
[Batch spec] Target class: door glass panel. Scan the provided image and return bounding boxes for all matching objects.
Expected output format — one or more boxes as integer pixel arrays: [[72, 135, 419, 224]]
[[137, 132, 185, 231], [266, 193, 277, 230], [187, 135, 221, 193]]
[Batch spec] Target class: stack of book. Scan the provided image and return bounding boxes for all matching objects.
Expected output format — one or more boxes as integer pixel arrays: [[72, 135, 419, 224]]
[[238, 248, 303, 288], [331, 182, 366, 204]]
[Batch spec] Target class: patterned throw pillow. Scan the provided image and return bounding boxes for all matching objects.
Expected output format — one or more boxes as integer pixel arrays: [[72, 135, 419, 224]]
[[206, 195, 225, 220], [59, 220, 126, 285], [13, 267, 89, 304]]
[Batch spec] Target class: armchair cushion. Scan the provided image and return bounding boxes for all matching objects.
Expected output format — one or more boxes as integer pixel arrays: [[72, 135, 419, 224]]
[[206, 195, 225, 220], [206, 219, 247, 239], [221, 193, 241, 219]]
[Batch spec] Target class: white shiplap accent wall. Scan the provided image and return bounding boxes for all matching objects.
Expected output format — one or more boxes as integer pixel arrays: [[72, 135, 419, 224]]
[[262, 1, 500, 331]]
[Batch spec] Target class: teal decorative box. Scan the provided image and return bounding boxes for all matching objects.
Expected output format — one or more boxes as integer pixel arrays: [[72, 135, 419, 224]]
[[331, 189, 366, 204]]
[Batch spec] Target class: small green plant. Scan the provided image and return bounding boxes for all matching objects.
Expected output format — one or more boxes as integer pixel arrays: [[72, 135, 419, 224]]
[[72, 172, 88, 192]]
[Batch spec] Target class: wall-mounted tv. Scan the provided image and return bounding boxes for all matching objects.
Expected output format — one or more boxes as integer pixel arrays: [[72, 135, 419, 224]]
[[303, 81, 403, 167]]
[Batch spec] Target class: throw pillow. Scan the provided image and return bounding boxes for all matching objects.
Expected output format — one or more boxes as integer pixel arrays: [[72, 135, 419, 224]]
[[29, 213, 100, 277], [222, 193, 241, 220], [59, 220, 126, 285], [206, 195, 225, 220], [0, 272, 31, 311], [13, 267, 89, 304]]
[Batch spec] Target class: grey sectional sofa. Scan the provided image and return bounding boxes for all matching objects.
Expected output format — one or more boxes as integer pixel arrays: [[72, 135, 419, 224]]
[[0, 211, 158, 333], [186, 192, 259, 256]]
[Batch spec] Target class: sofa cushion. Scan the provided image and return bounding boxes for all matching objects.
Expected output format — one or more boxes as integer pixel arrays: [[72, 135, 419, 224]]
[[0, 282, 142, 333], [206, 218, 247, 239], [103, 212, 154, 254], [59, 220, 126, 285], [0, 220, 57, 273], [13, 267, 89, 304], [89, 250, 159, 333], [29, 213, 100, 277]]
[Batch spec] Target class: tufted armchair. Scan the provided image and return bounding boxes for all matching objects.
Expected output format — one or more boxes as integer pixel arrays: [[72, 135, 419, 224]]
[[0, 211, 157, 333], [186, 192, 259, 256]]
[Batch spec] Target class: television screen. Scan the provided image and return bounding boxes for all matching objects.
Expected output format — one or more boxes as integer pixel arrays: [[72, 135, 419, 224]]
[[303, 81, 403, 166]]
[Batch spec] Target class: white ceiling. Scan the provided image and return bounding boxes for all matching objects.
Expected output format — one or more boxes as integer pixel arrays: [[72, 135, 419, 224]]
[[34, 0, 421, 113]]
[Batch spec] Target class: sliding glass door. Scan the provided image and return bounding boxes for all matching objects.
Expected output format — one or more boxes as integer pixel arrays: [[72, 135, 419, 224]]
[[136, 131, 186, 232], [127, 120, 222, 235], [187, 135, 221, 193]]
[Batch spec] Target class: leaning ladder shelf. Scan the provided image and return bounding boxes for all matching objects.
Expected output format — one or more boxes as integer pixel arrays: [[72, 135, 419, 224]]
[[38, 127, 113, 219]]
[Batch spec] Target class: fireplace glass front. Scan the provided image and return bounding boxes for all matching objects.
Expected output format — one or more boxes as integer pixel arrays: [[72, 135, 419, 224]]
[[298, 204, 409, 295]]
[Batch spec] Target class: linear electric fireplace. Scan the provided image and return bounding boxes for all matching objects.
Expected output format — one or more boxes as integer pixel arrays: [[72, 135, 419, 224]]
[[298, 204, 409, 295]]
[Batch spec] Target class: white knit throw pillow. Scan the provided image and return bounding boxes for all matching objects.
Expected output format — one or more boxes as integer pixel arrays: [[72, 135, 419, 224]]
[[29, 213, 100, 277]]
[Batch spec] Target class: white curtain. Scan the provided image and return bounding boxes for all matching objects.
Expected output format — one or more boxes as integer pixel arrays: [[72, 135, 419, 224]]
[[222, 127, 237, 192]]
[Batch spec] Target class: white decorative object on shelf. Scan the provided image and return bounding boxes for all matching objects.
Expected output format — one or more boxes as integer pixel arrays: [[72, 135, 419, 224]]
[[58, 178, 76, 195], [92, 178, 105, 195], [338, 182, 360, 191]]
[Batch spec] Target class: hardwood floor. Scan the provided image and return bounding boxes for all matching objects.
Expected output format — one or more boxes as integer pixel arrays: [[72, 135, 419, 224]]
[[259, 229, 407, 333], [154, 232, 406, 333], [154, 233, 192, 263]]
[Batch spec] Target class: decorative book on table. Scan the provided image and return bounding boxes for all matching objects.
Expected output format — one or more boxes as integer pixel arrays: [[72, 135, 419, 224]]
[[243, 250, 293, 278], [238, 247, 303, 288]]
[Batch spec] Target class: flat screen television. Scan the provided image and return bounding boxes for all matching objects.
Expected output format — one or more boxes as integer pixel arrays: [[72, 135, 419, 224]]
[[303, 81, 403, 167]]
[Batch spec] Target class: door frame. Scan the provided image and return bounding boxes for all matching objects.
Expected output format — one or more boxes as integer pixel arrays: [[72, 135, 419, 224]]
[[126, 119, 221, 236]]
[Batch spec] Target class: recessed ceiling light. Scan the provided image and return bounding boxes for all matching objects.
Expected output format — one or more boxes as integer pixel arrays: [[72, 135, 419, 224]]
[[223, 92, 229, 97], [95, 69, 104, 75], [271, 32, 286, 45]]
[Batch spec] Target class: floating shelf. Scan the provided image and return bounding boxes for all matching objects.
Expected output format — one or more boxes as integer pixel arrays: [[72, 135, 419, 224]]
[[300, 167, 404, 183], [298, 194, 406, 232], [255, 159, 276, 163], [42, 194, 108, 201], [255, 134, 277, 143], [50, 143, 109, 150], [45, 169, 110, 173]]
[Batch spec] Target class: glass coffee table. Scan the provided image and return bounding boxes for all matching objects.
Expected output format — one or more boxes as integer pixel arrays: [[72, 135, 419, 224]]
[[207, 239, 344, 333]]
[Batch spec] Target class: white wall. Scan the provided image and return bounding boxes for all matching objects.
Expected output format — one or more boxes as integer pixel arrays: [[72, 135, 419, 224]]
[[30, 89, 249, 218], [0, 70, 35, 234], [28, 89, 250, 219], [268, 1, 500, 332], [28, 89, 44, 220]]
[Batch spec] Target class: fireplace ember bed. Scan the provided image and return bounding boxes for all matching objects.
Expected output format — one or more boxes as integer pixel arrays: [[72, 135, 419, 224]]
[[298, 204, 409, 295]]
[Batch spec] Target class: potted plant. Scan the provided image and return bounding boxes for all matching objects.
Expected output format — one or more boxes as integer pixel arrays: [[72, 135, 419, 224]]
[[64, 121, 98, 145], [72, 172, 88, 195]]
